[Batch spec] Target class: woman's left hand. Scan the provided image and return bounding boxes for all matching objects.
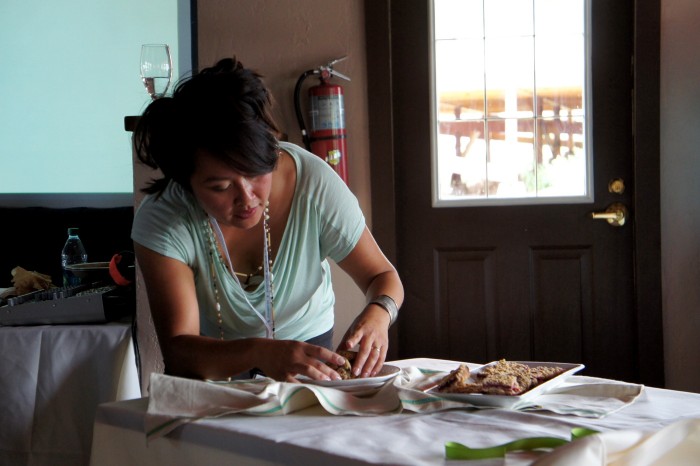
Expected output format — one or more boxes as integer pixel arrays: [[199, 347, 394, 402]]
[[338, 304, 391, 377]]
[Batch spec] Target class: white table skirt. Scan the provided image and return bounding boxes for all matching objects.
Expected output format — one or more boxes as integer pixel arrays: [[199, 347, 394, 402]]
[[89, 358, 700, 465], [0, 323, 141, 466]]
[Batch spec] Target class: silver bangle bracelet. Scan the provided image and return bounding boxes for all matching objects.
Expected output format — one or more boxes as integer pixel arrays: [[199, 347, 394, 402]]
[[369, 294, 398, 325]]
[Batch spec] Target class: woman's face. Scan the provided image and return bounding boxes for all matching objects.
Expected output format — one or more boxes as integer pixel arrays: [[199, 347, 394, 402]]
[[190, 150, 272, 230]]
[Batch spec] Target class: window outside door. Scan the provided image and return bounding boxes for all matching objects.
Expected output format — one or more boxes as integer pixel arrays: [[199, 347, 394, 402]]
[[433, 0, 589, 206]]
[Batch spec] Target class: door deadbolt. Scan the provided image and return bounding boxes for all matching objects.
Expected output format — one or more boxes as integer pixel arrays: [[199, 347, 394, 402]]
[[608, 178, 625, 194]]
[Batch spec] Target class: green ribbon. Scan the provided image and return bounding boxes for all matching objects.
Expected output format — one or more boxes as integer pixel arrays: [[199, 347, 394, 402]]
[[445, 427, 600, 460]]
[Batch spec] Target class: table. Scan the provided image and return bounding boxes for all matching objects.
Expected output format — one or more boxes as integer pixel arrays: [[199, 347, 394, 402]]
[[0, 323, 141, 466], [89, 359, 700, 465]]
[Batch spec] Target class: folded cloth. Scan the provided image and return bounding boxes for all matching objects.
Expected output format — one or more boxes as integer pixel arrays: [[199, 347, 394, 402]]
[[393, 367, 644, 418], [145, 372, 402, 440], [531, 417, 700, 465], [145, 367, 643, 441], [514, 375, 645, 417]]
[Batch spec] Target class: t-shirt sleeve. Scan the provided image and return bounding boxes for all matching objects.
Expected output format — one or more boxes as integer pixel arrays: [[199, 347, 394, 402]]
[[310, 158, 366, 262], [131, 194, 197, 265]]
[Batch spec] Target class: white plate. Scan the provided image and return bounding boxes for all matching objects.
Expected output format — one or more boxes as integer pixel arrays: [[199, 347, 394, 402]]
[[298, 364, 401, 392], [429, 361, 584, 408]]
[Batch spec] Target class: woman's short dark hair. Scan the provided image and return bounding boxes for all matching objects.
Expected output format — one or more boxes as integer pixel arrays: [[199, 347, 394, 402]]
[[134, 57, 282, 195]]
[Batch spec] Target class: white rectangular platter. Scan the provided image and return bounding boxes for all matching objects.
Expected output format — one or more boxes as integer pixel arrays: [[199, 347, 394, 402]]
[[429, 361, 585, 408]]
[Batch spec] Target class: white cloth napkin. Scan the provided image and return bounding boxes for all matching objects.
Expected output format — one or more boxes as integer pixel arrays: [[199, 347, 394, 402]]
[[145, 372, 402, 439], [144, 367, 643, 440], [529, 417, 700, 466]]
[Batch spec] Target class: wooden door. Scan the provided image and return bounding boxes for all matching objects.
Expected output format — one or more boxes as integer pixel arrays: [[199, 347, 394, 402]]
[[365, 0, 663, 385]]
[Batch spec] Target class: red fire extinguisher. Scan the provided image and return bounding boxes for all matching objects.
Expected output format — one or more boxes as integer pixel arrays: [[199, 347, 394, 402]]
[[294, 57, 350, 184]]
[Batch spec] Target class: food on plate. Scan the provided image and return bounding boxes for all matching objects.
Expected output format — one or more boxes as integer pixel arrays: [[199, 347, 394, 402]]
[[477, 360, 535, 395], [326, 350, 358, 380], [529, 365, 568, 384], [436, 364, 472, 391], [436, 359, 566, 396]]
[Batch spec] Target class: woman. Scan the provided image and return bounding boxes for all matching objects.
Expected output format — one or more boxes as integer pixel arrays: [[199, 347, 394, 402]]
[[131, 57, 403, 382]]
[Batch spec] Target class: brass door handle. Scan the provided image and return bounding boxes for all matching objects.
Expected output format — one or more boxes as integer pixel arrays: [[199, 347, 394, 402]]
[[591, 202, 628, 227]]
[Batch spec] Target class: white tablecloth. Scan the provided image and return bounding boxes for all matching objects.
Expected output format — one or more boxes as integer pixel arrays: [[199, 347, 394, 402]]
[[0, 323, 141, 466], [89, 358, 700, 465]]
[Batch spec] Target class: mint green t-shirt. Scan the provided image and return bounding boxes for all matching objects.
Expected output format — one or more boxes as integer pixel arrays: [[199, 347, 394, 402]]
[[131, 142, 365, 341]]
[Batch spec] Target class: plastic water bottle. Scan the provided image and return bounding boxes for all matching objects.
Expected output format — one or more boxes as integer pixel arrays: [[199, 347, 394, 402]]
[[61, 227, 88, 287]]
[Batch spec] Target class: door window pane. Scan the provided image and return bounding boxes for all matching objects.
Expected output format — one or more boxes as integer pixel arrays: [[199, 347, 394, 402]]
[[432, 0, 590, 206], [485, 36, 535, 117]]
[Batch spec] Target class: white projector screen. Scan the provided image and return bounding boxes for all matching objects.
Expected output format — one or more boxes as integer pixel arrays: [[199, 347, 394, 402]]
[[0, 0, 192, 207]]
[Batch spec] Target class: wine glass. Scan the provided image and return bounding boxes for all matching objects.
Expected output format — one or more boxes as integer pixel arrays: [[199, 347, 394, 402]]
[[140, 44, 172, 99]]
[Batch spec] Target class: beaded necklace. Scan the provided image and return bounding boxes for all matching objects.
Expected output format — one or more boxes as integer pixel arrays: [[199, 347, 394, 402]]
[[205, 202, 275, 339]]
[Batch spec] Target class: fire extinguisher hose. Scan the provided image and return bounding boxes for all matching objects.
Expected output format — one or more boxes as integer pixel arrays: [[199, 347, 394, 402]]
[[294, 69, 316, 152]]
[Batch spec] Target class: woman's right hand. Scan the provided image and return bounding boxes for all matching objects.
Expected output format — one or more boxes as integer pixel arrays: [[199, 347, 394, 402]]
[[254, 339, 348, 382]]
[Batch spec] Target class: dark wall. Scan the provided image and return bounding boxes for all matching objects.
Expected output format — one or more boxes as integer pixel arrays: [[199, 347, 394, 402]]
[[0, 207, 134, 288]]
